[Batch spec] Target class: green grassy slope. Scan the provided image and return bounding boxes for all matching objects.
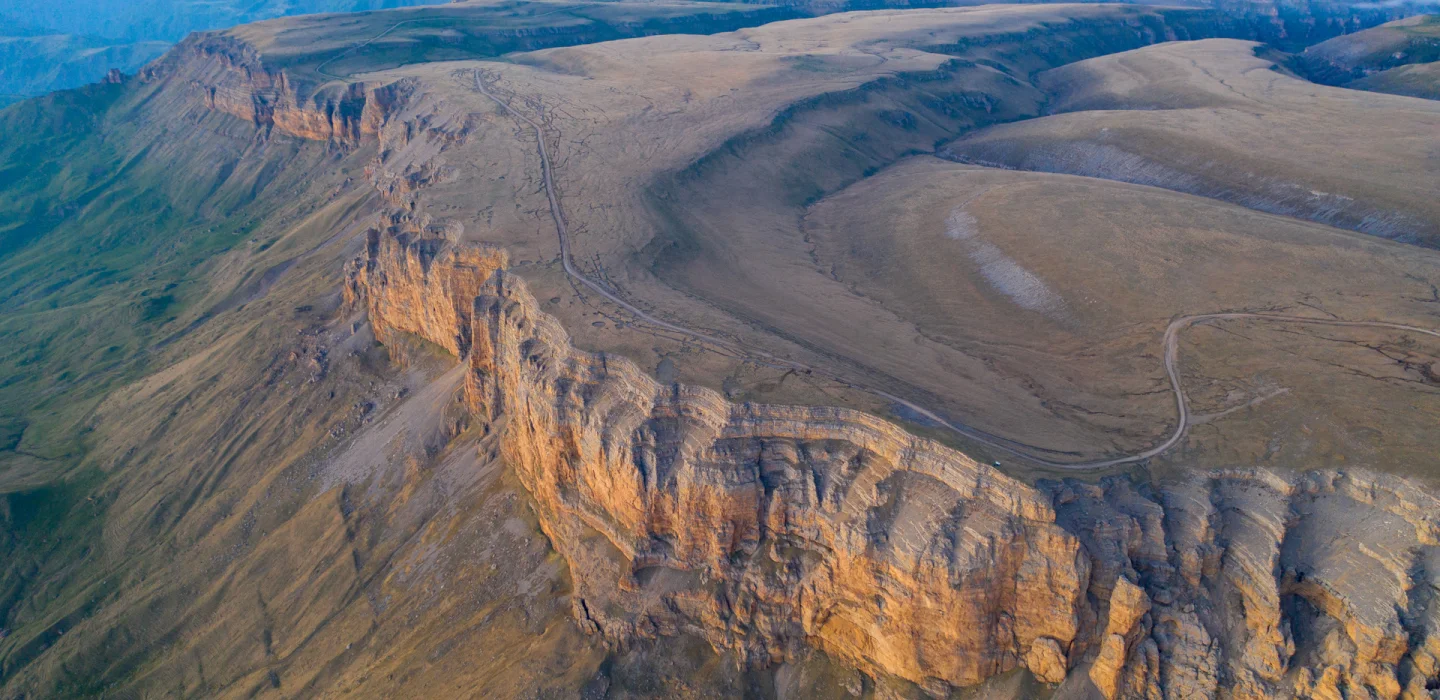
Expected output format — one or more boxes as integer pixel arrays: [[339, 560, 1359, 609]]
[[0, 84, 364, 470], [0, 74, 381, 693]]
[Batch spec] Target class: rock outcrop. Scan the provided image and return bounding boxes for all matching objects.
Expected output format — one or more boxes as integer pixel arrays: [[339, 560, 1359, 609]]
[[143, 33, 415, 144], [344, 215, 506, 358], [1046, 471, 1440, 700], [347, 229, 1440, 697], [348, 230, 1091, 687]]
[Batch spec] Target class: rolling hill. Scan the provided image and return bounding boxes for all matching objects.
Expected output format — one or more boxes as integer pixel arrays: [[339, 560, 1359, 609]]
[[2, 2, 1440, 698], [1293, 13, 1440, 98]]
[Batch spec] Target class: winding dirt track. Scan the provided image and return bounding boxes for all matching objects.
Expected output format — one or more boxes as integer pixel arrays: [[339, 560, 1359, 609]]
[[472, 70, 1440, 470], [1097, 313, 1440, 469]]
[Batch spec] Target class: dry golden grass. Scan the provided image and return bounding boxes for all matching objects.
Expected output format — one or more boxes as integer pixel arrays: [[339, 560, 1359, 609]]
[[1347, 60, 1440, 99], [345, 5, 1242, 468], [944, 39, 1440, 246], [289, 9, 1440, 476], [804, 157, 1440, 478], [6, 3, 1440, 696]]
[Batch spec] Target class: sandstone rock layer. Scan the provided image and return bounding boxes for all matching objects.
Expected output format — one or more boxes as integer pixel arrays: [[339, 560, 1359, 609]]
[[348, 228, 1440, 699], [143, 34, 416, 144]]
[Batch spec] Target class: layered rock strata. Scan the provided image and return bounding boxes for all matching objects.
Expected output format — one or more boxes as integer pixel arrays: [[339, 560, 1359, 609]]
[[347, 230, 1440, 698], [344, 216, 506, 358], [142, 34, 416, 144]]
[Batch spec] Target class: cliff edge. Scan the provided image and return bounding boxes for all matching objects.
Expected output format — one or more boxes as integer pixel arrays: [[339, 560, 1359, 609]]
[[347, 228, 1440, 699]]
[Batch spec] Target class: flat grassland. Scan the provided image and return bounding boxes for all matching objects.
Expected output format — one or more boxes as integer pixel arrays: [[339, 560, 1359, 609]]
[[804, 158, 1440, 477]]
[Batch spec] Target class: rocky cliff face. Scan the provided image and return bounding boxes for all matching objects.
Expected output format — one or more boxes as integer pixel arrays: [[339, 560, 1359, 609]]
[[346, 228, 1440, 699], [349, 230, 1091, 689], [141, 33, 415, 144], [344, 215, 507, 358], [1048, 471, 1440, 700], [472, 271, 1091, 690]]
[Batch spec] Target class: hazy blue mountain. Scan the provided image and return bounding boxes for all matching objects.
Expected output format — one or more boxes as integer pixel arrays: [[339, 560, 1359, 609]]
[[0, 0, 445, 104]]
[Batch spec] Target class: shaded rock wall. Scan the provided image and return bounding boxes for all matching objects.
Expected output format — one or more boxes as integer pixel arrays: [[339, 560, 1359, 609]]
[[1048, 471, 1440, 699]]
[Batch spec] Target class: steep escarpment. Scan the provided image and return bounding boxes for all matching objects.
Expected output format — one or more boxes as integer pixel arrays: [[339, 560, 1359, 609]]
[[350, 230, 1092, 689], [1047, 471, 1440, 699], [135, 33, 417, 144], [472, 271, 1093, 689], [344, 214, 507, 358], [347, 230, 1440, 698]]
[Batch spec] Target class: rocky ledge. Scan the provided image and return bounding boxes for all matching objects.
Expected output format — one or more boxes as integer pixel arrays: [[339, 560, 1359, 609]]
[[347, 228, 1440, 699], [141, 33, 416, 144]]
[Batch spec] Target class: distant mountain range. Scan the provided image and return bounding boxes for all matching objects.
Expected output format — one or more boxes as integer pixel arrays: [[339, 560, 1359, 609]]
[[4, 0, 1440, 107], [0, 0, 445, 105]]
